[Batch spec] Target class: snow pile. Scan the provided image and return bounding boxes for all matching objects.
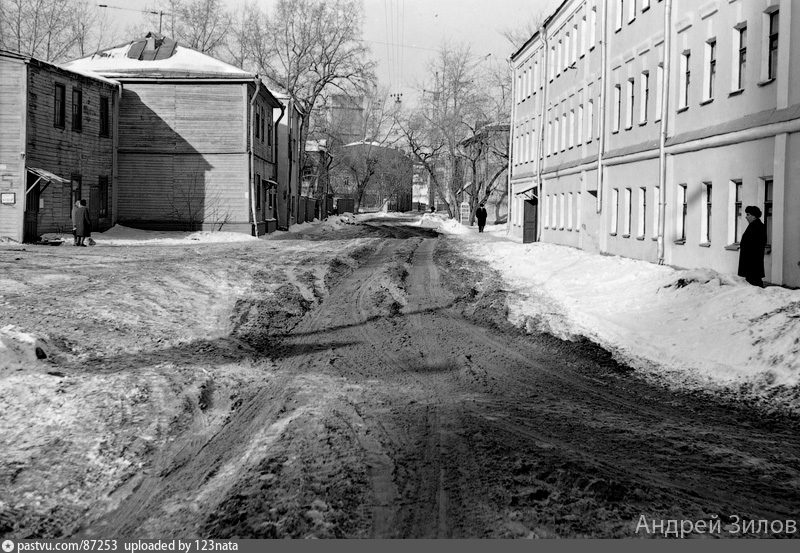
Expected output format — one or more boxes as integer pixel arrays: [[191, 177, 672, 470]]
[[439, 220, 800, 403], [0, 325, 49, 371], [72, 225, 260, 246]]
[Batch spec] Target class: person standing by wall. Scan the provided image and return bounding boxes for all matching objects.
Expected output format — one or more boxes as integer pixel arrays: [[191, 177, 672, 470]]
[[71, 199, 91, 247], [738, 205, 767, 287], [475, 203, 488, 233]]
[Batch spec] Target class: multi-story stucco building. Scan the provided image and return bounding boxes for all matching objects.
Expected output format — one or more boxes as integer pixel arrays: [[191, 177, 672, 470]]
[[509, 0, 800, 287]]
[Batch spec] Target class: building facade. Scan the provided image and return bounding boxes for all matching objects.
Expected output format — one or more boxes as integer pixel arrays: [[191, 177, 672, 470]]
[[509, 0, 800, 287], [0, 50, 119, 243], [66, 34, 283, 236]]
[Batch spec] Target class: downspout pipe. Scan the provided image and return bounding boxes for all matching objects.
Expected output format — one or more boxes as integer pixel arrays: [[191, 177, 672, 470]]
[[657, 0, 673, 265], [538, 27, 549, 240], [506, 57, 516, 237], [248, 77, 261, 236], [596, 0, 609, 214]]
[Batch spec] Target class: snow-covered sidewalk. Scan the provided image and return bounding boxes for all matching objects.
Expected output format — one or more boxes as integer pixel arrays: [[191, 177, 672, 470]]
[[417, 213, 800, 409]]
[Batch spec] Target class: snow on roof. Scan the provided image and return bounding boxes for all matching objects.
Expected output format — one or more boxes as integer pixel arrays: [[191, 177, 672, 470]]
[[65, 40, 253, 79]]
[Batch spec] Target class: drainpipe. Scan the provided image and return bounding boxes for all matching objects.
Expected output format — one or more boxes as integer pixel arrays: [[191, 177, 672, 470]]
[[537, 27, 549, 240], [657, 0, 673, 265], [596, 0, 609, 214], [248, 77, 261, 236], [506, 57, 516, 236]]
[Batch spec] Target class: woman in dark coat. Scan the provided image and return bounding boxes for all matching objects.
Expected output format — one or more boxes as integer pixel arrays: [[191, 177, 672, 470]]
[[71, 199, 92, 247], [475, 203, 488, 233], [738, 205, 767, 287]]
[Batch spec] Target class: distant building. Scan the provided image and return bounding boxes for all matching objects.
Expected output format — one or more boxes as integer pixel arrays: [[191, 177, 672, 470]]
[[509, 0, 800, 287], [0, 49, 119, 243], [67, 33, 283, 236]]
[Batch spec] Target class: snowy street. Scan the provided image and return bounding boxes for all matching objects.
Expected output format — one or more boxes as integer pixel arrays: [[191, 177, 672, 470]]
[[1, 214, 799, 538]]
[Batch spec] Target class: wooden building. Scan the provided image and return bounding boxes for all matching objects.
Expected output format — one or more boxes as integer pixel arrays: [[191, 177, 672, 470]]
[[66, 34, 283, 235], [0, 50, 119, 243], [273, 93, 305, 229]]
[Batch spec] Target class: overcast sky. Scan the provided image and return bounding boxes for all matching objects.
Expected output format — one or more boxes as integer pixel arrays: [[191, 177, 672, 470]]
[[100, 0, 561, 100]]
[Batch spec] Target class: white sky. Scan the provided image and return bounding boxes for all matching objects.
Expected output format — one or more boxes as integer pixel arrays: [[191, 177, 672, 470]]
[[96, 0, 561, 101]]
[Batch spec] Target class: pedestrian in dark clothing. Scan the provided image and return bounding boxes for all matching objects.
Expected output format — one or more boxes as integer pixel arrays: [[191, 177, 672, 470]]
[[475, 203, 488, 233], [72, 199, 91, 247], [738, 205, 767, 287]]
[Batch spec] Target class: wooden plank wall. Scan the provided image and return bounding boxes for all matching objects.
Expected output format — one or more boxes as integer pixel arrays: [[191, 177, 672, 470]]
[[23, 62, 116, 235], [117, 82, 253, 229], [0, 58, 25, 240]]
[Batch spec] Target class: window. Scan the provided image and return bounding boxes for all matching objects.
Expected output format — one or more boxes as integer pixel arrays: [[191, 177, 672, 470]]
[[642, 0, 651, 10], [54, 84, 65, 128], [551, 195, 558, 228], [702, 182, 712, 243], [655, 63, 664, 121], [705, 40, 717, 100], [256, 173, 261, 207], [587, 99, 594, 141], [731, 180, 743, 244], [569, 109, 575, 148], [576, 191, 582, 231], [768, 11, 779, 80], [616, 0, 624, 30], [679, 52, 691, 109], [554, 117, 560, 154], [72, 89, 82, 132], [98, 176, 108, 218], [559, 193, 566, 229], [577, 103, 584, 145], [590, 7, 597, 48], [561, 112, 567, 151], [261, 107, 266, 142], [267, 119, 273, 146], [547, 120, 553, 155], [99, 96, 110, 137], [677, 184, 687, 241], [255, 108, 260, 140], [567, 192, 574, 230], [764, 178, 773, 246], [735, 26, 747, 90], [610, 189, 619, 234], [613, 84, 621, 132], [623, 188, 632, 236], [572, 24, 579, 63], [652, 186, 660, 239], [625, 78, 634, 129], [637, 187, 646, 238], [580, 16, 588, 56], [628, 0, 636, 23], [640, 71, 649, 123]]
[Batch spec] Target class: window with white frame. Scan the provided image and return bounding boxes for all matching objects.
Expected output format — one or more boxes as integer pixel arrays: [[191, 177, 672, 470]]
[[572, 24, 579, 63], [623, 188, 632, 235], [581, 16, 588, 56], [567, 192, 574, 230], [703, 39, 717, 101], [676, 183, 688, 241], [576, 191, 582, 231], [561, 111, 567, 151], [640, 71, 649, 123], [625, 78, 634, 129], [613, 84, 622, 132], [543, 195, 549, 228], [577, 103, 584, 145], [569, 109, 575, 148], [587, 99, 594, 141], [655, 63, 664, 121], [611, 189, 619, 234], [651, 186, 660, 239], [590, 6, 597, 47], [547, 120, 553, 155], [728, 179, 744, 244], [766, 9, 779, 81], [679, 51, 691, 109], [616, 0, 624, 31], [551, 194, 558, 228], [550, 45, 556, 80], [637, 186, 646, 238], [701, 182, 712, 244], [557, 39, 563, 75], [733, 25, 747, 90], [642, 0, 650, 10], [628, 0, 636, 23], [559, 193, 566, 229]]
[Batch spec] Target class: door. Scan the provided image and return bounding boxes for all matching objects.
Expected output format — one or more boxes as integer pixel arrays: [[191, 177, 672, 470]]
[[523, 198, 538, 244], [23, 174, 40, 243]]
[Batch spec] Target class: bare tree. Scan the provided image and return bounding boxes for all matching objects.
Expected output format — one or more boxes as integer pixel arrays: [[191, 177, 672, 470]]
[[1, 0, 81, 61], [500, 14, 544, 51], [158, 0, 230, 55]]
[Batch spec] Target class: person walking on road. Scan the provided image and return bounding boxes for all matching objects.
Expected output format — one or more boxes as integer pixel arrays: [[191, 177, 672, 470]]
[[71, 199, 91, 247], [476, 203, 488, 233], [738, 205, 767, 287]]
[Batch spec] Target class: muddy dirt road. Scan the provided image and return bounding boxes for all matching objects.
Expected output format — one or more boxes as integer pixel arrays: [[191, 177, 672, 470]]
[[66, 217, 798, 539], [3, 217, 799, 538]]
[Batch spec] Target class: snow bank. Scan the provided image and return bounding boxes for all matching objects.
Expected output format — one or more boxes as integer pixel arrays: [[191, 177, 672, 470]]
[[451, 229, 800, 399], [0, 325, 49, 371], [44, 225, 260, 246]]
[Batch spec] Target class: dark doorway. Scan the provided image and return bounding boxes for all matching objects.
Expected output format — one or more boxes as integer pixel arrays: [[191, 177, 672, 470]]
[[23, 173, 40, 243], [523, 198, 538, 244]]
